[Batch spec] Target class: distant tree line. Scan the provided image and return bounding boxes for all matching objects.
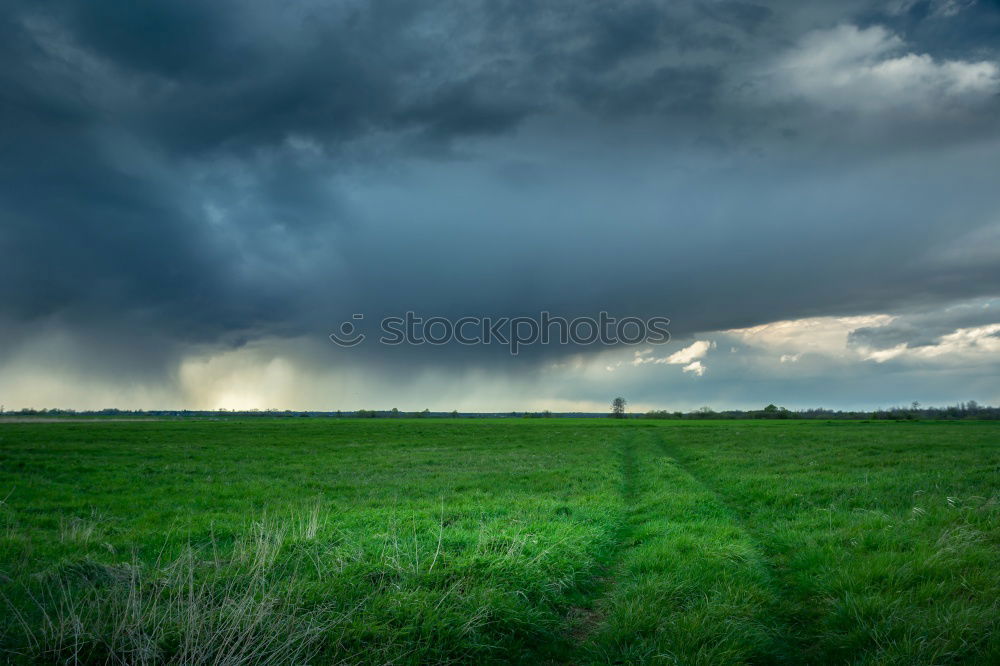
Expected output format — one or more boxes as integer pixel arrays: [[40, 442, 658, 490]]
[[2, 401, 998, 420], [641, 401, 999, 420]]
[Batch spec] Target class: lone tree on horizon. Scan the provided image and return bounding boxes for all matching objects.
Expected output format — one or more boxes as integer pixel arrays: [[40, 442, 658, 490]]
[[611, 397, 627, 419]]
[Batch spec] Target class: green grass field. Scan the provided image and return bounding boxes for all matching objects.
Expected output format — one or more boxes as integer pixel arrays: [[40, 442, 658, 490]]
[[0, 419, 997, 664]]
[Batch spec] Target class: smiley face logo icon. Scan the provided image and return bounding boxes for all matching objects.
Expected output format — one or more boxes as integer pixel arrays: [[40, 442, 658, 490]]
[[329, 314, 366, 347]]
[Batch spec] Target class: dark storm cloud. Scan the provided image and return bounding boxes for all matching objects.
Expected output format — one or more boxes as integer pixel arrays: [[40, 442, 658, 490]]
[[1, 0, 999, 381], [860, 0, 1000, 55], [699, 2, 774, 30]]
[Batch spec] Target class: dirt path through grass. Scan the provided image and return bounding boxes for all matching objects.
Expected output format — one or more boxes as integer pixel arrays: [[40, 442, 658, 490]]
[[570, 430, 789, 664]]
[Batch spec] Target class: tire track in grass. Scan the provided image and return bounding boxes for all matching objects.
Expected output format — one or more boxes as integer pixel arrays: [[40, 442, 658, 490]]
[[653, 427, 1000, 665], [573, 430, 789, 665], [564, 431, 640, 652], [653, 430, 819, 664]]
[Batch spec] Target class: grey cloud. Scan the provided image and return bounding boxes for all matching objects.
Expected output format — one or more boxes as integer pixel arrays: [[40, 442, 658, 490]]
[[1, 0, 999, 391], [867, 0, 1000, 55], [699, 2, 774, 31], [847, 298, 1000, 350]]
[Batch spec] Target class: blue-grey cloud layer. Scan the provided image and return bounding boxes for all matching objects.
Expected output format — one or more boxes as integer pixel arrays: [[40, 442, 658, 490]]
[[1, 0, 999, 403]]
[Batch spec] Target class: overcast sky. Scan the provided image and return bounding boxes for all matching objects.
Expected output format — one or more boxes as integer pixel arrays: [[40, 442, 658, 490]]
[[1, 0, 998, 412]]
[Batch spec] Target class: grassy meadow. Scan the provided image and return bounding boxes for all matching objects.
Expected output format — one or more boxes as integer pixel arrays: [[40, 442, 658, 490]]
[[0, 419, 997, 664]]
